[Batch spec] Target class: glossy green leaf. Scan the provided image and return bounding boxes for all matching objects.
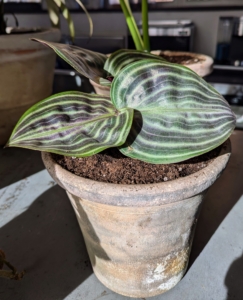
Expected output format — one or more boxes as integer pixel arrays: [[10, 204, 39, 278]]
[[99, 77, 112, 87], [119, 0, 144, 51], [111, 59, 236, 164], [32, 39, 107, 81], [7, 92, 133, 157], [141, 0, 150, 52], [104, 49, 166, 77]]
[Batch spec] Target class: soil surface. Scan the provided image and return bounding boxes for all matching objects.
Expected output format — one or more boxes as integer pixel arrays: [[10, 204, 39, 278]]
[[160, 54, 205, 65], [53, 146, 221, 185]]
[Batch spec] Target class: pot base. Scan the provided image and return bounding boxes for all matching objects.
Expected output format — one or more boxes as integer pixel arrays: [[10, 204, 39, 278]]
[[67, 191, 203, 298]]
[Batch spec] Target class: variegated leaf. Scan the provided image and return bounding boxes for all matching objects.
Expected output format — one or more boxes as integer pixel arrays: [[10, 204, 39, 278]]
[[32, 39, 107, 80], [99, 77, 112, 87], [111, 59, 236, 164], [7, 92, 133, 157], [104, 49, 166, 77]]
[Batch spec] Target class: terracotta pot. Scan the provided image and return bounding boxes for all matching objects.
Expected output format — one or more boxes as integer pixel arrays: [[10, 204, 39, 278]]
[[42, 140, 231, 298], [89, 50, 213, 96], [0, 28, 61, 145], [151, 50, 214, 77], [89, 79, 110, 96]]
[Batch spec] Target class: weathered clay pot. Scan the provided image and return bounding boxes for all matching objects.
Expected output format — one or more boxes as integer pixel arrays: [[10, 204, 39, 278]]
[[90, 50, 213, 96], [89, 79, 110, 96], [0, 28, 61, 145], [42, 140, 231, 298], [151, 50, 214, 77]]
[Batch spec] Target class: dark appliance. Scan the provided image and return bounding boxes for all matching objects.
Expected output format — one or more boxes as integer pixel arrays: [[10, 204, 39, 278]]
[[229, 17, 243, 66], [205, 67, 243, 129], [215, 17, 235, 64], [128, 20, 194, 51]]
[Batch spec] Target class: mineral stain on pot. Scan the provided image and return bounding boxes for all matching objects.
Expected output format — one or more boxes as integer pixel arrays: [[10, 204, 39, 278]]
[[144, 248, 189, 293]]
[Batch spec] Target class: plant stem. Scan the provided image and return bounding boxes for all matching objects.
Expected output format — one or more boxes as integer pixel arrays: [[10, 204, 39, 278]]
[[0, 250, 25, 280], [119, 0, 144, 51], [142, 0, 150, 52]]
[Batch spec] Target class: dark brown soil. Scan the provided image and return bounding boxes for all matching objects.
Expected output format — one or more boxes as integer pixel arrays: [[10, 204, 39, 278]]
[[53, 146, 221, 185], [160, 54, 205, 65]]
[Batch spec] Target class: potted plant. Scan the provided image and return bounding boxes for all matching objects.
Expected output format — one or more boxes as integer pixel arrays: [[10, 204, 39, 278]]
[[0, 0, 92, 145], [119, 0, 213, 77], [6, 45, 235, 297]]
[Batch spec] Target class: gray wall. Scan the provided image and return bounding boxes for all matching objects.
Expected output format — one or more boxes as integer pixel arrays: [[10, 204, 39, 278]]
[[6, 10, 243, 57]]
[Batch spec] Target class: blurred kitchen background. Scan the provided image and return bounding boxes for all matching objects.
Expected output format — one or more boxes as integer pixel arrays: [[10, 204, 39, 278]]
[[4, 0, 243, 127]]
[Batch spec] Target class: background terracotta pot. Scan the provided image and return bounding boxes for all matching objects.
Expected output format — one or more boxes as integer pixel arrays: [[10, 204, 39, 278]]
[[41, 140, 231, 298], [0, 28, 61, 145], [152, 50, 214, 77], [89, 79, 110, 96]]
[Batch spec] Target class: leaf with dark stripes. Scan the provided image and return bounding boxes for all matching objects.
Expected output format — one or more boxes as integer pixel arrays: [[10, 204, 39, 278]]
[[32, 39, 108, 81], [104, 49, 166, 77], [111, 59, 236, 163], [7, 92, 133, 157]]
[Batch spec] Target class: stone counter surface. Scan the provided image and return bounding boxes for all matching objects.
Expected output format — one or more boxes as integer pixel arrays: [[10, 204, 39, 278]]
[[0, 130, 243, 300]]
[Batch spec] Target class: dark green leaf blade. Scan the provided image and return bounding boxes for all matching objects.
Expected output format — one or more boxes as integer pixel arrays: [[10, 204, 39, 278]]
[[104, 49, 166, 77], [32, 39, 107, 81], [7, 92, 133, 157], [111, 59, 236, 164]]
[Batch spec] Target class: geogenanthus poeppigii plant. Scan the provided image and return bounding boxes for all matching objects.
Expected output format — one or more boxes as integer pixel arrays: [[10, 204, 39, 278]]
[[6, 41, 236, 164]]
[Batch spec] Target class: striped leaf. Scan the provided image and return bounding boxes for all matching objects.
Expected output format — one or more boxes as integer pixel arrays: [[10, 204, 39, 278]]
[[111, 59, 236, 164], [104, 49, 166, 77], [32, 39, 107, 81], [99, 77, 112, 87], [7, 92, 133, 157]]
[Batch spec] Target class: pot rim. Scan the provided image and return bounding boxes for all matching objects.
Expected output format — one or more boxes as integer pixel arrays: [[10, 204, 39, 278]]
[[151, 50, 213, 77], [151, 50, 213, 64], [42, 139, 231, 207], [0, 28, 61, 50]]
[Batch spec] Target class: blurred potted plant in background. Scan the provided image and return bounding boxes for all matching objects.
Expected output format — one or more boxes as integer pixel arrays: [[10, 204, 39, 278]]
[[0, 0, 92, 145]]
